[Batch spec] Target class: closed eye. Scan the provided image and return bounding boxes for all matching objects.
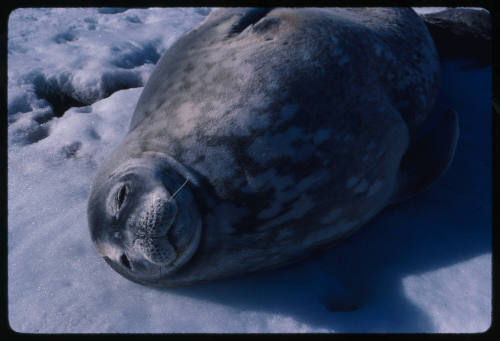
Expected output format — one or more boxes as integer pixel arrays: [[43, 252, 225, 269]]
[[116, 184, 128, 211]]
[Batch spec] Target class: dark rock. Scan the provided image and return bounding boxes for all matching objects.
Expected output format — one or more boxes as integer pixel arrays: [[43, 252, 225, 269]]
[[97, 8, 128, 15], [420, 8, 491, 66]]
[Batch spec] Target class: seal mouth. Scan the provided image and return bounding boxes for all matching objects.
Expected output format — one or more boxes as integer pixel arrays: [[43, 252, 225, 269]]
[[125, 178, 202, 275], [131, 194, 180, 266]]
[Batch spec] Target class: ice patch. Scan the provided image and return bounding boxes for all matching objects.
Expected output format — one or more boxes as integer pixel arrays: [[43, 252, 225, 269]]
[[8, 7, 208, 123], [9, 115, 51, 145], [110, 41, 161, 69], [53, 29, 77, 44], [412, 7, 448, 15], [403, 254, 491, 332]]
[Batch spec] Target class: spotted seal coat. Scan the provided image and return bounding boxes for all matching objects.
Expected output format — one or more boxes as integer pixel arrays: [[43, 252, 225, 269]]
[[88, 8, 459, 287]]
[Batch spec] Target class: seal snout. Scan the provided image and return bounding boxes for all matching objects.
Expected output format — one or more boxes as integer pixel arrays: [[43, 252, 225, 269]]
[[136, 196, 178, 238], [132, 193, 179, 266]]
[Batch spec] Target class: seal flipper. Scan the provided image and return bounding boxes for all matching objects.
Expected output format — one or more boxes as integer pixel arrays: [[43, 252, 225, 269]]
[[389, 108, 459, 205]]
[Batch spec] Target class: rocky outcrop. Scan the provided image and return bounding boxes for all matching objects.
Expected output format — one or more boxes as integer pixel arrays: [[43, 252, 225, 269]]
[[419, 8, 491, 66]]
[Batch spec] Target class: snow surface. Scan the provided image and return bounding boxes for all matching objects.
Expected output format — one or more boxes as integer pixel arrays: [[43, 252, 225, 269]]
[[413, 7, 490, 15], [8, 8, 491, 333]]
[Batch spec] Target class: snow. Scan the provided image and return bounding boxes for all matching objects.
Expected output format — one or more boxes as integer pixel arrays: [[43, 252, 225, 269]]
[[7, 8, 491, 333], [7, 7, 210, 133], [403, 254, 491, 333], [413, 7, 489, 15]]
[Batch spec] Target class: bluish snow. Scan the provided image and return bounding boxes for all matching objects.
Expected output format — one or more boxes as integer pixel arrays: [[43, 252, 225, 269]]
[[7, 7, 491, 333]]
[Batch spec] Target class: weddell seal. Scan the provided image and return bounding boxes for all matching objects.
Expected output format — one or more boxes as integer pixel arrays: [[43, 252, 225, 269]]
[[87, 7, 459, 287]]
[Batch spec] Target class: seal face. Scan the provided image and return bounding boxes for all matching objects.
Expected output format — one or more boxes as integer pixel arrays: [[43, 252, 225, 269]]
[[88, 8, 458, 287], [88, 154, 202, 283]]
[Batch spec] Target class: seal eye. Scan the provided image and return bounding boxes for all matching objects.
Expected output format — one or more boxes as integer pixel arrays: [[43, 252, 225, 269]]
[[107, 183, 131, 219], [116, 184, 128, 211]]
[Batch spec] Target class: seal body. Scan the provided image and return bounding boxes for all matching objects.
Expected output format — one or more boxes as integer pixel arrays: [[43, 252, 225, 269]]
[[88, 8, 456, 287]]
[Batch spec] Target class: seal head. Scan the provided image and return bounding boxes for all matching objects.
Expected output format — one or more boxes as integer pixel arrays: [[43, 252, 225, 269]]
[[88, 152, 202, 284]]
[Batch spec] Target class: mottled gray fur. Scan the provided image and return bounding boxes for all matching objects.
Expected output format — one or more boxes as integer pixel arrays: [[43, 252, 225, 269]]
[[88, 8, 458, 287]]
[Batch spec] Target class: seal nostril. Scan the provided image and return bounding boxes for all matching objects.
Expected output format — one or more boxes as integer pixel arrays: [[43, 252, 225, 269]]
[[120, 254, 131, 269]]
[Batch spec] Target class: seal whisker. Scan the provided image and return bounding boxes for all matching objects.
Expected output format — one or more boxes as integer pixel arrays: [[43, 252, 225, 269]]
[[169, 178, 189, 200]]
